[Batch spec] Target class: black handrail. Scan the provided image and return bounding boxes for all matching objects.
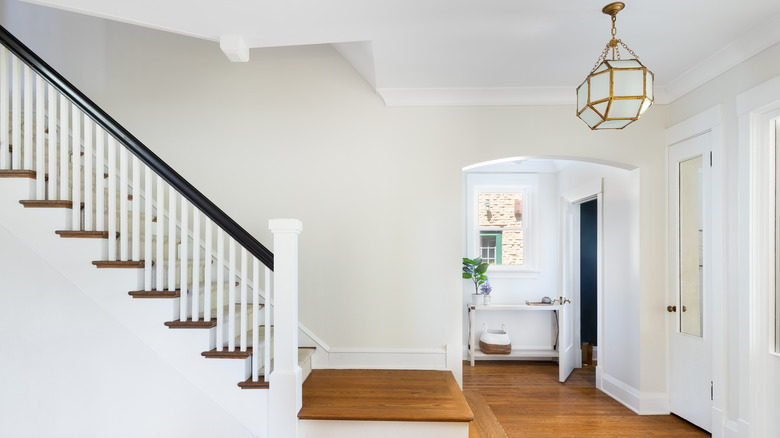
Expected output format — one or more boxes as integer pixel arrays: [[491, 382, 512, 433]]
[[0, 24, 274, 270]]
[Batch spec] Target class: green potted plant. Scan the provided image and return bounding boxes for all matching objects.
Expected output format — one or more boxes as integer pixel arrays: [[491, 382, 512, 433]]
[[463, 257, 489, 305]]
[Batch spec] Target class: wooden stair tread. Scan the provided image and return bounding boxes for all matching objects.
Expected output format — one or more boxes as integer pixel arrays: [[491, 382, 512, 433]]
[[237, 376, 270, 389], [0, 169, 36, 178], [164, 319, 217, 329], [202, 348, 253, 359], [92, 260, 145, 268], [464, 390, 508, 438], [20, 200, 73, 208], [56, 230, 115, 239], [298, 369, 474, 422], [129, 290, 181, 298]]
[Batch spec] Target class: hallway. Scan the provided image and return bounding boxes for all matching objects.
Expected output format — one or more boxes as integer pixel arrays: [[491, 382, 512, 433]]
[[463, 361, 709, 437]]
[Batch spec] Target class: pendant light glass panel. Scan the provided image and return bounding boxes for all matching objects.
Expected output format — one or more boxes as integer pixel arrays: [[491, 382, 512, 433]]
[[576, 58, 654, 130]]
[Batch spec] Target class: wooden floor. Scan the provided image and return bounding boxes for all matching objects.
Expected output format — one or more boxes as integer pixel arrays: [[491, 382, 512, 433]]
[[463, 361, 710, 438], [299, 369, 473, 422]]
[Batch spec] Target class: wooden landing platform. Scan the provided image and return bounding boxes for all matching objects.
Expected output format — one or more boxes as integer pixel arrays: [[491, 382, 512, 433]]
[[299, 369, 473, 423]]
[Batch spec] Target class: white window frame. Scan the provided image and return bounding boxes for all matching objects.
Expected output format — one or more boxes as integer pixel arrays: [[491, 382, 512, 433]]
[[465, 173, 539, 278]]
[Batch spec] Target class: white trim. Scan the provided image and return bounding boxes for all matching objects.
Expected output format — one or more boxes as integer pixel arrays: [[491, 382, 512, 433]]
[[667, 11, 780, 103], [600, 373, 640, 414], [737, 75, 780, 116], [377, 86, 670, 107], [738, 75, 780, 438], [321, 347, 448, 370], [640, 393, 670, 415], [666, 106, 723, 146]]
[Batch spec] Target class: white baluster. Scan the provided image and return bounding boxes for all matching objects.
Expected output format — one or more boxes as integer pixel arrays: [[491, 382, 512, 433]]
[[204, 218, 213, 322], [70, 108, 80, 230], [229, 238, 236, 351], [192, 210, 201, 321], [144, 166, 153, 291], [34, 75, 45, 199], [155, 175, 165, 291], [132, 155, 140, 261], [46, 88, 56, 200], [264, 265, 271, 382], [0, 47, 8, 169], [82, 117, 93, 229], [58, 90, 68, 200], [119, 147, 128, 259], [11, 55, 20, 169], [107, 138, 117, 260], [23, 64, 32, 169], [179, 200, 189, 322], [216, 230, 225, 351], [168, 185, 177, 292], [252, 257, 260, 381], [11, 55, 22, 169], [95, 129, 104, 230], [240, 247, 248, 352]]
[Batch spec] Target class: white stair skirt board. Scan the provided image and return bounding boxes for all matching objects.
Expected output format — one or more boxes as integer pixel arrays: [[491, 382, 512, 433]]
[[0, 178, 268, 436], [298, 420, 469, 438]]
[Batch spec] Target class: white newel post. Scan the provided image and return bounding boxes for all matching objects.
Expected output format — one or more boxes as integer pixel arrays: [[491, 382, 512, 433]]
[[268, 218, 302, 438]]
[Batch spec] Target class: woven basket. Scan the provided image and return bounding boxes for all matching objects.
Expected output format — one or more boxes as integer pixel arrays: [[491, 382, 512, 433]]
[[479, 340, 511, 355], [479, 323, 511, 355]]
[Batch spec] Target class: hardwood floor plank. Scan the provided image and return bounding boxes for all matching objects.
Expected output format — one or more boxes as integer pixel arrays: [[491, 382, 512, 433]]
[[463, 361, 709, 437], [300, 369, 473, 422]]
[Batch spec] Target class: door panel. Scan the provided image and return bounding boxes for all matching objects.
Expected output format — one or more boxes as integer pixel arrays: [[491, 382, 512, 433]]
[[668, 133, 712, 432], [559, 198, 575, 382]]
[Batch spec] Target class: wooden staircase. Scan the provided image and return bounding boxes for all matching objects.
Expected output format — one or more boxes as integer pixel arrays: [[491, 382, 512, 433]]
[[3, 169, 315, 390]]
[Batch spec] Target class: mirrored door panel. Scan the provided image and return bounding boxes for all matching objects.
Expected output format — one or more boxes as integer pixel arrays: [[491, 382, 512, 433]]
[[679, 155, 703, 337]]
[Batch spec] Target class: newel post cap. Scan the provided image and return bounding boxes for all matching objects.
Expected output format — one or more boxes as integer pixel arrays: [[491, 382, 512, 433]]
[[269, 218, 303, 234]]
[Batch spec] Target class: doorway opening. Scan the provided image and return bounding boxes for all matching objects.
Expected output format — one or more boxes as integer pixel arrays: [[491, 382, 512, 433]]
[[462, 156, 639, 395]]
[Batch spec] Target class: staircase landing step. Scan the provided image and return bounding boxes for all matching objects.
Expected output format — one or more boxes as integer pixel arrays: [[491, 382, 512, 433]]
[[299, 369, 474, 423], [129, 290, 181, 298], [92, 260, 145, 268], [164, 319, 217, 329], [464, 390, 508, 438]]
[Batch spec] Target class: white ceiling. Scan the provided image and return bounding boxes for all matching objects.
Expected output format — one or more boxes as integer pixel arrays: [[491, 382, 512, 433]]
[[21, 0, 780, 106]]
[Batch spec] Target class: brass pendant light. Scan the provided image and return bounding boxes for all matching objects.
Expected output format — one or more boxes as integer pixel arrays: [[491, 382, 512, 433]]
[[576, 2, 654, 130]]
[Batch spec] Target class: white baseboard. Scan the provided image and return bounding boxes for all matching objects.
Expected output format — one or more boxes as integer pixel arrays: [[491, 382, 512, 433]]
[[600, 373, 641, 414], [639, 392, 669, 415], [319, 347, 448, 370]]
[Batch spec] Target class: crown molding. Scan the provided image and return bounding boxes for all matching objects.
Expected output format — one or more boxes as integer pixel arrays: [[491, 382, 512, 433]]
[[664, 11, 780, 103], [377, 85, 669, 107]]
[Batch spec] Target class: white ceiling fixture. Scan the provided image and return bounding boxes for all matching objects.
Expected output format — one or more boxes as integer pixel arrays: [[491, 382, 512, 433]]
[[576, 2, 653, 130], [18, 0, 780, 106]]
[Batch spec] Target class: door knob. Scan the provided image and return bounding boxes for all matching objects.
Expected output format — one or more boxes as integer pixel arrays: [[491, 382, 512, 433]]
[[682, 305, 687, 312], [667, 305, 677, 312], [563, 298, 571, 304]]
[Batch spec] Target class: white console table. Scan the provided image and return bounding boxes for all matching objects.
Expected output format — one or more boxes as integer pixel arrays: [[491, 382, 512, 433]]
[[467, 304, 559, 366]]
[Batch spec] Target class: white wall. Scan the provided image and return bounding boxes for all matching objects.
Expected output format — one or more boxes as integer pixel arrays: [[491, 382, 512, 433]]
[[0, 223, 256, 438], [0, 0, 669, 397]]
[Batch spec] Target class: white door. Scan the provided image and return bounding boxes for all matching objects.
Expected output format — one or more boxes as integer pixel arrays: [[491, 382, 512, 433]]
[[668, 133, 712, 432], [559, 198, 576, 382]]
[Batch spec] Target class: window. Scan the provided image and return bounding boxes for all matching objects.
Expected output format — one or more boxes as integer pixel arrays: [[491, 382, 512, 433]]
[[480, 232, 502, 264], [465, 172, 538, 274], [478, 193, 523, 266]]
